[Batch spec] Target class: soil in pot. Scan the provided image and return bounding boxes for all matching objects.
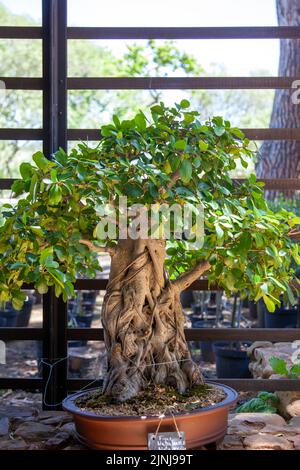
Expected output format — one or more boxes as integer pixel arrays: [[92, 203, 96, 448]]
[[74, 383, 225, 417]]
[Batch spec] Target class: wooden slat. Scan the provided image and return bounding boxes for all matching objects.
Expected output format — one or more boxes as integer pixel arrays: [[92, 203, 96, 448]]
[[67, 26, 300, 40], [0, 78, 43, 90], [0, 328, 44, 341], [68, 77, 298, 90], [68, 128, 300, 142], [67, 328, 300, 342], [0, 27, 43, 39], [0, 129, 43, 140], [0, 378, 43, 390]]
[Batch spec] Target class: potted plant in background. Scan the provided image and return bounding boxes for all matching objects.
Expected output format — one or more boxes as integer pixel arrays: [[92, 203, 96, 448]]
[[0, 101, 299, 449], [258, 196, 300, 329]]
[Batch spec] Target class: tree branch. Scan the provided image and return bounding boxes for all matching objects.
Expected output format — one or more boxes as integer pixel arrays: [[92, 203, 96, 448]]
[[80, 239, 115, 256], [288, 229, 300, 242], [172, 260, 211, 292]]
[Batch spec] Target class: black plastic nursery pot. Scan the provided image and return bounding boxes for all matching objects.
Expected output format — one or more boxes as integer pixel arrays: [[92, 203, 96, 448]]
[[213, 342, 251, 379], [263, 305, 298, 328], [191, 319, 215, 363], [0, 305, 19, 327], [15, 298, 34, 327]]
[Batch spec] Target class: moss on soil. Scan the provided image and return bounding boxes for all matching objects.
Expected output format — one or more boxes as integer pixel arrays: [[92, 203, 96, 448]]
[[75, 383, 226, 417]]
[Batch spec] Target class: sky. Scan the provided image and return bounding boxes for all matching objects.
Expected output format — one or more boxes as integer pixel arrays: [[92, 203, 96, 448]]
[[0, 0, 279, 75]]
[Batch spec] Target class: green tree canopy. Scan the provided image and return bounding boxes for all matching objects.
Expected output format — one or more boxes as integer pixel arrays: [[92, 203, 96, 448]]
[[0, 102, 299, 312]]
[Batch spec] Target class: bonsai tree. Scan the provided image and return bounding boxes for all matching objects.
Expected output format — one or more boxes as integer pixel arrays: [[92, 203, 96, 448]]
[[0, 101, 299, 402]]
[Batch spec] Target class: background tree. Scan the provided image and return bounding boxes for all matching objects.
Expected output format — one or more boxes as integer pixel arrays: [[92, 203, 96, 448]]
[[256, 0, 300, 195]]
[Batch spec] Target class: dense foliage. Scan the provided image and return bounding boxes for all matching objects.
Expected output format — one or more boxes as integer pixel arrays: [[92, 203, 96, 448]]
[[0, 101, 299, 311], [236, 392, 279, 413]]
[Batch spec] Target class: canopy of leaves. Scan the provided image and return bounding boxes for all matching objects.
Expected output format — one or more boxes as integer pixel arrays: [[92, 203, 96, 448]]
[[0, 102, 299, 310]]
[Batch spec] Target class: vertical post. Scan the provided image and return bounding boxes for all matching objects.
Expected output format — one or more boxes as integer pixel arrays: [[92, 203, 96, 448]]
[[42, 0, 68, 410]]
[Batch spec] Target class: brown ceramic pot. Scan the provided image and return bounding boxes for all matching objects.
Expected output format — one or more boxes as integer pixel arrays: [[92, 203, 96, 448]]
[[63, 382, 237, 450]]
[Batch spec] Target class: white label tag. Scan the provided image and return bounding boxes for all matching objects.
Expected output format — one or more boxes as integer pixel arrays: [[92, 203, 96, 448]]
[[148, 431, 186, 450]]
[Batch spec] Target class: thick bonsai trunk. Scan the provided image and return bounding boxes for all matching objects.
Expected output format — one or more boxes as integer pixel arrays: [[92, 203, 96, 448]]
[[101, 238, 208, 402]]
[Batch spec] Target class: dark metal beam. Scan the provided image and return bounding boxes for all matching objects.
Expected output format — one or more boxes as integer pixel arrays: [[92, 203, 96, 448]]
[[0, 27, 43, 39], [0, 179, 17, 189], [68, 77, 298, 90], [66, 377, 300, 392], [67, 328, 300, 342], [42, 0, 68, 410], [0, 328, 44, 341], [0, 129, 43, 140], [0, 378, 43, 390], [67, 26, 300, 40], [0, 78, 43, 90], [68, 128, 300, 142]]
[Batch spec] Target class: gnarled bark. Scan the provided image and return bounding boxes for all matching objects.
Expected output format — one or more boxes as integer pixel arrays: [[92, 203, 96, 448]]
[[100, 238, 210, 402]]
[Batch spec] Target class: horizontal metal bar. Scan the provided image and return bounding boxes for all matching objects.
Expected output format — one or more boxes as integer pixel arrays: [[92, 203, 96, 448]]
[[68, 128, 300, 142], [243, 128, 300, 141], [0, 27, 43, 39], [1, 377, 297, 393], [67, 378, 102, 391], [65, 377, 300, 392], [67, 328, 300, 342], [0, 179, 16, 190], [68, 77, 298, 90], [0, 328, 44, 341], [72, 278, 218, 291], [0, 129, 43, 140], [0, 78, 43, 90], [67, 26, 300, 40], [184, 328, 300, 342], [0, 378, 43, 390], [218, 379, 300, 391]]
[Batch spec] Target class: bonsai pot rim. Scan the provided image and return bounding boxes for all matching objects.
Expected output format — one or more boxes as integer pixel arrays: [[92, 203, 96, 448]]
[[63, 381, 237, 420]]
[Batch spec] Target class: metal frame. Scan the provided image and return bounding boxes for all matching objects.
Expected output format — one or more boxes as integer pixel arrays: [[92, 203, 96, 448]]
[[0, 1, 300, 406]]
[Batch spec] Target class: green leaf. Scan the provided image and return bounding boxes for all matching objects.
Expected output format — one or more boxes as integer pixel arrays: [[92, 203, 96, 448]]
[[135, 113, 147, 131], [214, 126, 225, 136], [215, 224, 224, 241], [198, 140, 208, 152], [40, 247, 53, 265], [36, 279, 48, 294], [237, 232, 252, 252], [269, 356, 289, 376], [49, 185, 62, 205], [290, 364, 300, 377], [180, 99, 190, 109], [32, 151, 50, 172], [263, 294, 276, 313], [180, 159, 192, 183], [19, 162, 33, 180], [174, 139, 187, 151]]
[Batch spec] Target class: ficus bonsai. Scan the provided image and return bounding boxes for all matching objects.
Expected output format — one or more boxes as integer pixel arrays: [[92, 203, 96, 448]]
[[0, 101, 299, 402]]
